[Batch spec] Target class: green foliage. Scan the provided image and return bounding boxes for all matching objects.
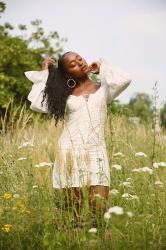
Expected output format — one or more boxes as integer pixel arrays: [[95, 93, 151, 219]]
[[0, 5, 67, 110], [160, 103, 166, 129], [108, 100, 130, 117], [128, 92, 153, 122]]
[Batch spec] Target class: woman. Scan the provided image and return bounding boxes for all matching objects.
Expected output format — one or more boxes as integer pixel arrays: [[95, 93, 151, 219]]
[[25, 51, 132, 237]]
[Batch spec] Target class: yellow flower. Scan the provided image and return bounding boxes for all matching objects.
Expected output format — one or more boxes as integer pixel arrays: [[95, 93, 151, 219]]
[[2, 224, 12, 233], [3, 193, 12, 200]]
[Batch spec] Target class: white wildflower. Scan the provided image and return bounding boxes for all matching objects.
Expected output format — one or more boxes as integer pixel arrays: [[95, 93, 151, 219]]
[[158, 162, 166, 167], [120, 181, 131, 187], [112, 164, 122, 170], [153, 162, 166, 168], [122, 193, 139, 200], [104, 211, 111, 222], [126, 178, 132, 181], [122, 193, 130, 199], [108, 206, 124, 215], [114, 152, 125, 157], [132, 167, 153, 174], [153, 162, 159, 168], [13, 194, 20, 199], [126, 211, 134, 218], [155, 181, 164, 187], [109, 189, 119, 195], [17, 157, 27, 161], [32, 185, 38, 189], [34, 162, 53, 168], [88, 228, 97, 234], [18, 141, 34, 149], [135, 152, 147, 157]]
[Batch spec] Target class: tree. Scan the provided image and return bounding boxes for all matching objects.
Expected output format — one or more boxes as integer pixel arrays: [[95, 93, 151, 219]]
[[128, 92, 153, 122], [160, 103, 166, 129], [0, 2, 67, 112]]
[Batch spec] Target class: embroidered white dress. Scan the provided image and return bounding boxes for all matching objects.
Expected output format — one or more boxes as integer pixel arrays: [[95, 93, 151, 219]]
[[25, 58, 132, 189]]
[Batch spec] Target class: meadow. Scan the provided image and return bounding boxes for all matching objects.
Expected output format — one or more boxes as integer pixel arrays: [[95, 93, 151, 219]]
[[0, 103, 166, 250]]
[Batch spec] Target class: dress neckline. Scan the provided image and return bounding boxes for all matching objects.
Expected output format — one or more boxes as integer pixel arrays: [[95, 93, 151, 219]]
[[69, 84, 102, 99]]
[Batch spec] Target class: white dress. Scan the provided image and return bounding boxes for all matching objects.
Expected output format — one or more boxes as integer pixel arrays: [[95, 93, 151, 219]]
[[25, 58, 132, 189]]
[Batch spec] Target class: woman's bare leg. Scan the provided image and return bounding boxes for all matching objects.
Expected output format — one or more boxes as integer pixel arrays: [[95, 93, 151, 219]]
[[88, 185, 109, 227]]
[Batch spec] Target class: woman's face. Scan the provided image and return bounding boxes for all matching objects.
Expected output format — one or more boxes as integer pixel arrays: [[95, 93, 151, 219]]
[[63, 52, 90, 79]]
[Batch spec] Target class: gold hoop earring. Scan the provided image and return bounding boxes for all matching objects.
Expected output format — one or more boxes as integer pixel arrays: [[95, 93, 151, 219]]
[[66, 78, 76, 88]]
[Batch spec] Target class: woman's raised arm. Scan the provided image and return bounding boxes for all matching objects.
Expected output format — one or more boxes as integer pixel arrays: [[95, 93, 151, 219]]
[[98, 58, 132, 104]]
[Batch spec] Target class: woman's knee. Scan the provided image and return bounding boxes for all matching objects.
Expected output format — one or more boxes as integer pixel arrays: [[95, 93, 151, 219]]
[[89, 185, 109, 211]]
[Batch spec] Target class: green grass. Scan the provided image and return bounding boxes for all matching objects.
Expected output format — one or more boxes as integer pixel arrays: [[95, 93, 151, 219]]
[[0, 108, 166, 250]]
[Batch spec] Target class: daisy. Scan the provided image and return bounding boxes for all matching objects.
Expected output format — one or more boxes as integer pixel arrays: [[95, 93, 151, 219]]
[[135, 152, 147, 157]]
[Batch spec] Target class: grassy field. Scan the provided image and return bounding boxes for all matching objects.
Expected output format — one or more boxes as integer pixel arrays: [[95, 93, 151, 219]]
[[0, 104, 166, 250]]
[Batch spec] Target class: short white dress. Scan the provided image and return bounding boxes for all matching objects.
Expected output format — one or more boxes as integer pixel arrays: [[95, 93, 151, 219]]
[[25, 58, 132, 189]]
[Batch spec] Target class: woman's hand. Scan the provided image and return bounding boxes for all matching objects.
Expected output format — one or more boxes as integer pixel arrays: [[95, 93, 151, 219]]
[[42, 58, 56, 70], [88, 61, 101, 74]]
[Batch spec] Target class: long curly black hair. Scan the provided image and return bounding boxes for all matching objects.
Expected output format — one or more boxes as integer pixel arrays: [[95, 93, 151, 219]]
[[41, 51, 74, 126]]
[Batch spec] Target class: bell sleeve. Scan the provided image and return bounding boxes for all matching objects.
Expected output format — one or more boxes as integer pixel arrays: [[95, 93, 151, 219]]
[[24, 69, 49, 113], [97, 57, 132, 104]]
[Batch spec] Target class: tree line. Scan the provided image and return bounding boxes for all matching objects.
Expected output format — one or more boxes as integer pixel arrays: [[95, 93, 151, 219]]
[[0, 2, 165, 129]]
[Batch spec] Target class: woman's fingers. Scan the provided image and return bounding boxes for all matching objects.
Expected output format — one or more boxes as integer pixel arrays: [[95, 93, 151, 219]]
[[89, 61, 101, 74], [42, 58, 56, 69]]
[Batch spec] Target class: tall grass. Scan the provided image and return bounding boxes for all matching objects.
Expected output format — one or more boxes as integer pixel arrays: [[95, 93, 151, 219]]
[[0, 103, 166, 250]]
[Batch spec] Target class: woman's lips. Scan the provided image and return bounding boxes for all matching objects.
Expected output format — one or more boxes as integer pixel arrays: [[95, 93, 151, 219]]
[[81, 65, 88, 71]]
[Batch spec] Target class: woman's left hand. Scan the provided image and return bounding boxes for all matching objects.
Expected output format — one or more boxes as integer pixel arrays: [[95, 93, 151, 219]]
[[88, 61, 101, 74]]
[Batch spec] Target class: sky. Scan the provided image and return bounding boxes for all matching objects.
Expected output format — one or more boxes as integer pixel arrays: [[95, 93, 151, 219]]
[[1, 0, 166, 107]]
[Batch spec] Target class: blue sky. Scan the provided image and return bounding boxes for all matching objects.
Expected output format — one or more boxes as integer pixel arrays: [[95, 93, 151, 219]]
[[2, 0, 166, 107]]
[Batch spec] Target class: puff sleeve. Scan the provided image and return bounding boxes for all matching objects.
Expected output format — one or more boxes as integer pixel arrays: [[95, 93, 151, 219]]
[[97, 57, 132, 104], [24, 69, 49, 113]]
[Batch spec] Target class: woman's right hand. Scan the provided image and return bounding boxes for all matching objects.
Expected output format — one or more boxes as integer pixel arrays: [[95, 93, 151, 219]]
[[42, 58, 56, 70], [88, 61, 101, 74]]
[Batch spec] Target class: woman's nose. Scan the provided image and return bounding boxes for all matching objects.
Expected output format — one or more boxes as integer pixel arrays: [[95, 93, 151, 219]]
[[78, 61, 83, 66]]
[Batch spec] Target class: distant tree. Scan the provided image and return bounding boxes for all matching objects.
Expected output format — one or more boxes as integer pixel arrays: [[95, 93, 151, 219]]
[[128, 92, 153, 122], [108, 100, 130, 117], [160, 103, 166, 129]]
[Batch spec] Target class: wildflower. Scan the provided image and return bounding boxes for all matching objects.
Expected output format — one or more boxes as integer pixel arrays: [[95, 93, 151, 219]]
[[108, 206, 124, 215], [120, 181, 131, 187], [18, 141, 34, 149], [132, 167, 153, 174], [2, 224, 12, 233], [153, 162, 166, 168], [88, 228, 97, 233], [3, 192, 12, 200], [158, 162, 166, 167], [109, 189, 119, 195], [13, 194, 20, 199], [122, 193, 139, 200], [104, 211, 111, 222], [135, 152, 147, 157], [126, 178, 132, 181], [113, 152, 125, 157], [32, 185, 38, 189], [126, 211, 134, 218], [34, 162, 53, 168], [155, 181, 164, 187], [112, 164, 122, 170], [17, 157, 27, 161]]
